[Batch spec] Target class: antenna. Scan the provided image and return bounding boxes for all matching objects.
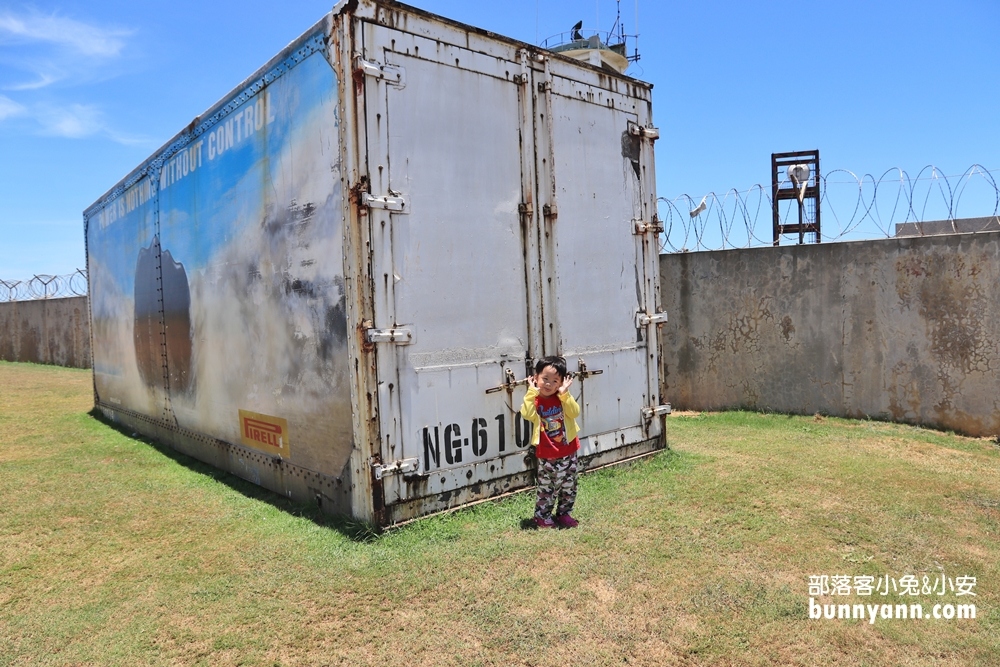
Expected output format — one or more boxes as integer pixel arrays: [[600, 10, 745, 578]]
[[634, 0, 640, 63], [610, 0, 640, 64]]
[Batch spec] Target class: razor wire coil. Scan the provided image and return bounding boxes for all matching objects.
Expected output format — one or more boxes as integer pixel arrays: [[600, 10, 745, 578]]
[[659, 164, 999, 253], [0, 269, 88, 302], [4, 164, 997, 298]]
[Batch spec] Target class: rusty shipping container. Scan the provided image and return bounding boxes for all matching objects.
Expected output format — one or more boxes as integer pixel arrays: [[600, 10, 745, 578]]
[[83, 0, 668, 527]]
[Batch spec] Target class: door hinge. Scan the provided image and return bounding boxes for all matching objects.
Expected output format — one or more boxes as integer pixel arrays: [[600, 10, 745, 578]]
[[636, 311, 668, 327], [366, 327, 413, 344], [633, 219, 664, 235], [628, 123, 660, 140], [372, 457, 420, 479], [363, 192, 409, 213], [355, 57, 406, 87], [641, 404, 672, 420]]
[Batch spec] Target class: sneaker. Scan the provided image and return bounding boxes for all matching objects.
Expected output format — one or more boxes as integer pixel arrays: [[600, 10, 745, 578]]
[[554, 513, 579, 528], [533, 516, 555, 529]]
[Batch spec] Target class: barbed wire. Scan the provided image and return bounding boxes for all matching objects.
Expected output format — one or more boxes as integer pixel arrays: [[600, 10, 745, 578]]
[[0, 269, 89, 302], [3, 167, 997, 299], [658, 165, 999, 253]]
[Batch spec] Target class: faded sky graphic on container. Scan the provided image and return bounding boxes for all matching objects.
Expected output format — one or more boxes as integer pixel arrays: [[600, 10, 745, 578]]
[[87, 172, 159, 420], [87, 40, 354, 475]]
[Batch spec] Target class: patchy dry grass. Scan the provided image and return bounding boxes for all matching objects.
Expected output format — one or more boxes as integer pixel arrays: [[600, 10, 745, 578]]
[[1, 361, 998, 666]]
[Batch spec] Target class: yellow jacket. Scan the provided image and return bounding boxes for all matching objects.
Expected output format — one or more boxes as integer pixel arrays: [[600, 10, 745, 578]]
[[520, 385, 581, 447]]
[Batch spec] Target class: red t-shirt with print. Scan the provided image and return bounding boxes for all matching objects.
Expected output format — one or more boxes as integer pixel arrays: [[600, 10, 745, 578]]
[[534, 393, 580, 460]]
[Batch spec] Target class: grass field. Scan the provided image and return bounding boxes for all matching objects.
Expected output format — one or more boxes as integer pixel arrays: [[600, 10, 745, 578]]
[[1, 360, 998, 666]]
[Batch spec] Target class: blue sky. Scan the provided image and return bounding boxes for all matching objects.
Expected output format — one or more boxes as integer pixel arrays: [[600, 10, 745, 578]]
[[1, 0, 997, 277]]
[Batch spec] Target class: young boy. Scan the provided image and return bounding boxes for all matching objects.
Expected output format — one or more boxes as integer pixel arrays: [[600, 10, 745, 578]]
[[520, 356, 581, 528]]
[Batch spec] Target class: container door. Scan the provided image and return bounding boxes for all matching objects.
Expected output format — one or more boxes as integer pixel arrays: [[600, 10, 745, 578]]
[[359, 23, 536, 509], [532, 60, 665, 457]]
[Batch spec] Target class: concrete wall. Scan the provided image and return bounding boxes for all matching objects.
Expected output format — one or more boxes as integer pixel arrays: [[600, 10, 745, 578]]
[[660, 231, 1000, 437], [0, 296, 91, 369], [896, 216, 1000, 237]]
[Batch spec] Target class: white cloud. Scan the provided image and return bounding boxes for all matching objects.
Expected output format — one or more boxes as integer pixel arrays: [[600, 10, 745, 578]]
[[0, 10, 133, 91], [6, 72, 58, 91], [0, 94, 25, 120], [0, 11, 130, 58], [0, 11, 149, 146], [105, 131, 155, 147], [37, 103, 104, 138], [33, 102, 154, 146]]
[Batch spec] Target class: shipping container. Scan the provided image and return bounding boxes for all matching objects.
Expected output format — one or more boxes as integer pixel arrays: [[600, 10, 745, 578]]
[[83, 0, 669, 527]]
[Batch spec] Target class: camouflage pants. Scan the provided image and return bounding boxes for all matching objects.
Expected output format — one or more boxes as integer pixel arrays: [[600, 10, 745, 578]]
[[535, 453, 579, 519]]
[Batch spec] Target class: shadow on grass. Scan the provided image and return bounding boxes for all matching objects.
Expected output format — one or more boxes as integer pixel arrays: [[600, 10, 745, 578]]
[[87, 408, 381, 543]]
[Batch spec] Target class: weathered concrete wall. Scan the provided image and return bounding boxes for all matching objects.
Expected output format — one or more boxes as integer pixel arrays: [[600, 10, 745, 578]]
[[0, 296, 91, 368], [660, 232, 1000, 437], [896, 216, 1000, 237]]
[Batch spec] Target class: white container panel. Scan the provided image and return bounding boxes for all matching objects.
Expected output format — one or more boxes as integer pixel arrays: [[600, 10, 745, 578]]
[[543, 70, 659, 438], [362, 24, 534, 506]]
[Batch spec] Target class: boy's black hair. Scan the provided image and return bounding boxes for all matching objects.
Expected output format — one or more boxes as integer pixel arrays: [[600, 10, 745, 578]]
[[534, 355, 567, 379]]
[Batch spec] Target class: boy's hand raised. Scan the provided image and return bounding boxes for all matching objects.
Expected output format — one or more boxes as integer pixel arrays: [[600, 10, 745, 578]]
[[558, 375, 573, 394]]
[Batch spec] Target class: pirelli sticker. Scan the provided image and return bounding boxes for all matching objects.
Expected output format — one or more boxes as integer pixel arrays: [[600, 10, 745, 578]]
[[238, 409, 290, 457]]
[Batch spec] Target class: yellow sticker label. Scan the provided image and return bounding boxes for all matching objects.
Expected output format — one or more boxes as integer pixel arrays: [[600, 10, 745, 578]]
[[238, 409, 290, 457]]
